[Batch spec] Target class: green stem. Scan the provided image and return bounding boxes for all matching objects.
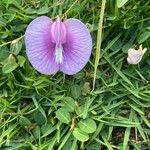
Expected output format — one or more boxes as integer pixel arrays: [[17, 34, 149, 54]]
[[61, 0, 79, 19], [92, 0, 106, 91]]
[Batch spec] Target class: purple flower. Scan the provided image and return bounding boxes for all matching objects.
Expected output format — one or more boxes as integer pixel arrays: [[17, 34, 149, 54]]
[[25, 16, 92, 75]]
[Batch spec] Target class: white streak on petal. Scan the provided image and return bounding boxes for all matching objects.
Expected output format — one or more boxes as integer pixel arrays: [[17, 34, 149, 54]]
[[55, 46, 63, 64]]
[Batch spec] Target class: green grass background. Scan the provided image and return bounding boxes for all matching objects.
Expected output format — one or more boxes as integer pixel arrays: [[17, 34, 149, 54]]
[[0, 0, 150, 149]]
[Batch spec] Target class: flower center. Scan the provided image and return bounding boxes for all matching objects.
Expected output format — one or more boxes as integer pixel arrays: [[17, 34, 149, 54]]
[[55, 45, 63, 64], [51, 17, 66, 64]]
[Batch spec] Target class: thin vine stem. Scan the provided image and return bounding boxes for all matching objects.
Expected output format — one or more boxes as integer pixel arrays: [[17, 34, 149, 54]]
[[0, 35, 24, 47]]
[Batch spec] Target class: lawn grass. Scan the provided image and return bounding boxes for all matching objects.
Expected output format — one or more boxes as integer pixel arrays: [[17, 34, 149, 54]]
[[0, 0, 150, 149]]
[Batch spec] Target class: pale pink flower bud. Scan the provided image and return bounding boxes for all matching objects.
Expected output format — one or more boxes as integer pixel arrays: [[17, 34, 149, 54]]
[[127, 45, 147, 64]]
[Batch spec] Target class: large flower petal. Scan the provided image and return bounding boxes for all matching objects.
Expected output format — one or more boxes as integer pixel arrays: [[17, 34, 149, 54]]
[[25, 16, 59, 75], [60, 19, 92, 75]]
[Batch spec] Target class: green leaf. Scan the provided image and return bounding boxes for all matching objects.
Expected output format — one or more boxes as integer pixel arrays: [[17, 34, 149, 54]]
[[0, 46, 9, 63], [138, 30, 150, 44], [18, 55, 26, 67], [103, 33, 122, 54], [74, 71, 85, 79], [47, 135, 57, 150], [62, 97, 76, 112], [41, 125, 56, 138], [19, 116, 31, 126], [86, 143, 101, 150], [0, 123, 18, 143], [71, 84, 81, 99], [25, 7, 36, 14], [129, 103, 144, 115], [32, 126, 40, 140], [33, 111, 46, 125], [10, 40, 22, 55], [117, 0, 129, 8], [75, 105, 84, 118], [123, 109, 134, 150], [12, 24, 26, 33], [8, 54, 16, 63], [62, 138, 78, 150], [83, 97, 95, 119], [0, 98, 9, 108], [78, 118, 97, 133], [82, 82, 91, 95], [2, 62, 18, 73], [134, 114, 146, 140], [56, 108, 71, 124], [104, 56, 133, 86], [0, 17, 7, 27], [70, 139, 78, 150], [58, 131, 71, 150], [73, 128, 89, 142], [41, 124, 52, 135], [37, 6, 49, 15]]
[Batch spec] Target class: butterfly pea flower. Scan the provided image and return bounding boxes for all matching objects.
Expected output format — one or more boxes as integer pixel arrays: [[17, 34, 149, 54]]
[[25, 16, 92, 75], [127, 45, 147, 65]]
